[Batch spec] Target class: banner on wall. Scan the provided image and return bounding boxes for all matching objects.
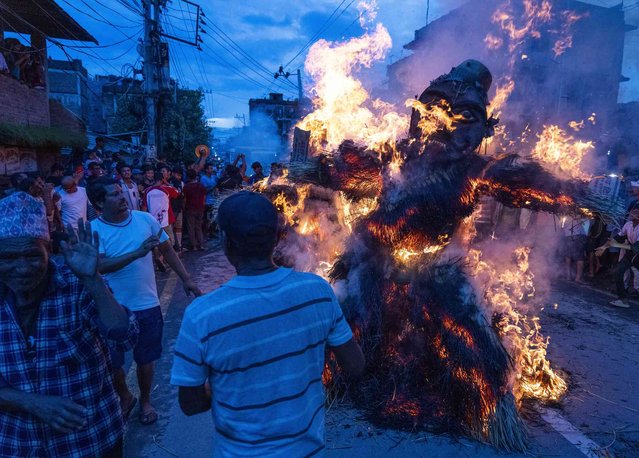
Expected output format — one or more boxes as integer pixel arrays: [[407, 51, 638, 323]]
[[0, 148, 37, 175]]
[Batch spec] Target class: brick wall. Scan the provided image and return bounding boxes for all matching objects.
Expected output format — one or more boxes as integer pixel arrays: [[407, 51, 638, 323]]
[[0, 75, 50, 127]]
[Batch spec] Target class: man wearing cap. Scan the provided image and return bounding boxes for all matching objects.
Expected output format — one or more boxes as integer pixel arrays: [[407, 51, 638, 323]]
[[171, 191, 364, 457], [0, 192, 138, 457]]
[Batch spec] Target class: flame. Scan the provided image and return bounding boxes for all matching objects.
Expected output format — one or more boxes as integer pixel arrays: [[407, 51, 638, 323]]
[[297, 2, 408, 153], [406, 99, 465, 144], [531, 124, 594, 180], [469, 247, 568, 403], [490, 78, 515, 118], [553, 11, 586, 57], [488, 0, 553, 54]]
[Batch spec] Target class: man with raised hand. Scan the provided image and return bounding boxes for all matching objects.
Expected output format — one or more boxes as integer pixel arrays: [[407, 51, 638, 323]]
[[0, 192, 138, 457]]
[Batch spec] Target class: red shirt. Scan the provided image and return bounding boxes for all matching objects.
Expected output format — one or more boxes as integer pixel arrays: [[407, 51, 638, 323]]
[[183, 182, 206, 213]]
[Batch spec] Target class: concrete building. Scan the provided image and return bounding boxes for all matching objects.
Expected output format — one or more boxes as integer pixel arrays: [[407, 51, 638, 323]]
[[48, 58, 89, 123], [0, 0, 94, 179], [249, 92, 299, 142], [387, 0, 635, 154]]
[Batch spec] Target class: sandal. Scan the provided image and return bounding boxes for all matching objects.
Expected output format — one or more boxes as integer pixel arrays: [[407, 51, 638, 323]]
[[123, 396, 137, 421], [139, 408, 158, 425]]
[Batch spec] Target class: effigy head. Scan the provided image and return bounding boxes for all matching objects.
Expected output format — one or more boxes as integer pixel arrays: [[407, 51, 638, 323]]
[[409, 59, 499, 157]]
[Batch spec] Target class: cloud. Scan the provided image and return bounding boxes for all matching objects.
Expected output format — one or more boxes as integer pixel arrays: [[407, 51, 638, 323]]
[[51, 0, 638, 119]]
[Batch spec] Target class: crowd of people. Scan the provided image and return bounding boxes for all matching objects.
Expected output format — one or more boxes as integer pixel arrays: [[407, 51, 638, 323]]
[[0, 139, 365, 457], [2, 138, 280, 259], [0, 38, 45, 89], [4, 134, 639, 455]]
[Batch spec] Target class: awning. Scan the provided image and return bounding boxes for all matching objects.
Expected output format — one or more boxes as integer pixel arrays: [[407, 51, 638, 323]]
[[0, 0, 97, 43]]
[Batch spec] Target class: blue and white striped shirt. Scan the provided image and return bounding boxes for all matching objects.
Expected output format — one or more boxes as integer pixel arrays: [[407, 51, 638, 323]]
[[171, 267, 352, 457]]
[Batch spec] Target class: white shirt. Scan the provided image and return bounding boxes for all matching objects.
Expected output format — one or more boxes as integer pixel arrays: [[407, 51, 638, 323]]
[[147, 188, 169, 228], [619, 221, 639, 244], [58, 187, 88, 229], [120, 180, 139, 211], [92, 211, 170, 311]]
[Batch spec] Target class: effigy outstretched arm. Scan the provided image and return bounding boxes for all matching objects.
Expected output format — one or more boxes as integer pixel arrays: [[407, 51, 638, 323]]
[[478, 154, 624, 223], [287, 140, 383, 200]]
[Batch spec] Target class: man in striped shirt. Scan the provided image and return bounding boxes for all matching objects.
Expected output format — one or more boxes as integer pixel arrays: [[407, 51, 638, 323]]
[[171, 191, 364, 457]]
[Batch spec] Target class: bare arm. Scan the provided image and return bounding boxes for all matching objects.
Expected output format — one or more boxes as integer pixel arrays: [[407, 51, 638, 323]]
[[330, 338, 365, 379], [98, 231, 161, 274], [158, 240, 202, 296], [178, 384, 211, 416], [192, 148, 210, 173]]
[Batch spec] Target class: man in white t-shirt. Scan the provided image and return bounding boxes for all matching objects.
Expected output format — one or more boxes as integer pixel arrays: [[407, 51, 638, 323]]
[[87, 177, 202, 426], [56, 176, 87, 230], [171, 192, 364, 457]]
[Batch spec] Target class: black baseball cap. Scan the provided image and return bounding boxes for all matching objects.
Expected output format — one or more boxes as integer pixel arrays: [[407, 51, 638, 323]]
[[217, 192, 278, 244]]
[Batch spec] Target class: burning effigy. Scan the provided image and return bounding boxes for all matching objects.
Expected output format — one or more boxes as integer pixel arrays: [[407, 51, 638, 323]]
[[250, 0, 624, 452]]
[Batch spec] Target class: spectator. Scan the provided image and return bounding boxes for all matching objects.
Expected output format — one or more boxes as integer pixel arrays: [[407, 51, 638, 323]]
[[200, 164, 218, 238], [183, 169, 206, 251], [586, 216, 607, 278], [46, 163, 65, 187], [72, 165, 87, 187], [146, 168, 180, 244], [0, 192, 137, 457], [140, 164, 156, 191], [86, 161, 103, 185], [561, 217, 589, 283], [4, 172, 27, 197], [56, 176, 88, 231], [610, 208, 639, 308], [218, 155, 246, 191], [170, 166, 185, 252], [117, 162, 140, 211], [171, 192, 364, 456], [85, 137, 107, 170], [249, 161, 265, 185], [88, 177, 201, 426]]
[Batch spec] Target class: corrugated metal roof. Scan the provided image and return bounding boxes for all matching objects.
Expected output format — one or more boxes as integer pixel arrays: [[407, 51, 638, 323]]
[[0, 0, 97, 43]]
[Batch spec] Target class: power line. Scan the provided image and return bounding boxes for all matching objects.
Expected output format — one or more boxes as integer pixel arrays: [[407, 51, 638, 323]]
[[283, 0, 354, 69]]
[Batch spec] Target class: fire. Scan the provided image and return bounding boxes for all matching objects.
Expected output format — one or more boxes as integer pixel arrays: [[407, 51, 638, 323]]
[[488, 0, 553, 54], [531, 124, 594, 180], [553, 11, 586, 57], [490, 78, 515, 118], [406, 99, 465, 144], [469, 247, 568, 403], [297, 2, 408, 153]]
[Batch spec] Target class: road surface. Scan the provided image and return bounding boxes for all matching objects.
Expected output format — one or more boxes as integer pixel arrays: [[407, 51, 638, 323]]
[[123, 244, 639, 457]]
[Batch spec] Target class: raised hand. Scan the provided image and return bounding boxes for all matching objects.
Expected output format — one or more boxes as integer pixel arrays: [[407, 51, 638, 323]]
[[136, 228, 163, 258], [60, 219, 100, 280]]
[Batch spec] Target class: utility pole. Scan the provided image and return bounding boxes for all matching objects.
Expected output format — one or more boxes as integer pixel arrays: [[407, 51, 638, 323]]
[[142, 0, 160, 159], [141, 0, 202, 159]]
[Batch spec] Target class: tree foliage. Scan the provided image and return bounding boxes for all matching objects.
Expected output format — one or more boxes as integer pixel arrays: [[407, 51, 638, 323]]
[[112, 88, 211, 162]]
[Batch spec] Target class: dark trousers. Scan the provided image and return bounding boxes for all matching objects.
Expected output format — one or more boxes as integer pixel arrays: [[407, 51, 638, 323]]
[[186, 211, 204, 249], [615, 255, 633, 299]]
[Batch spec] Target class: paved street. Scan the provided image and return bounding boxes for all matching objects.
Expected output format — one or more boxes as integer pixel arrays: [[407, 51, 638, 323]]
[[124, 245, 639, 458]]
